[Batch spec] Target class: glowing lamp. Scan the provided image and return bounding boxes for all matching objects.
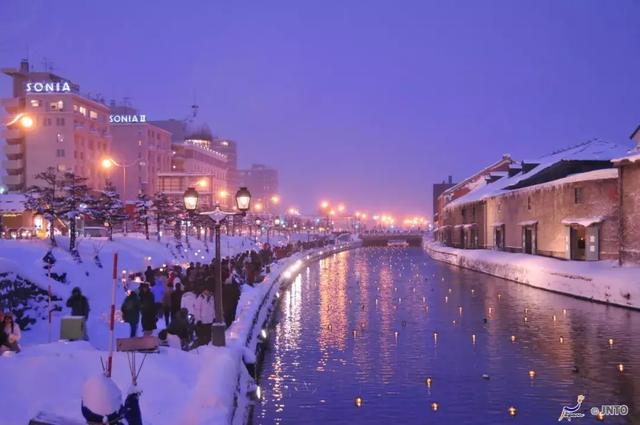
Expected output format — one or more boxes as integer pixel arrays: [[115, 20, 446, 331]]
[[183, 187, 199, 211], [235, 187, 252, 212], [431, 402, 439, 412], [528, 370, 536, 378], [101, 158, 113, 169], [354, 396, 363, 408], [508, 406, 517, 416], [20, 115, 34, 128]]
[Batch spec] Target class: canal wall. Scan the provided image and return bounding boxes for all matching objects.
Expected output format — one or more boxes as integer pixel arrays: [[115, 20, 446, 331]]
[[228, 241, 360, 425], [424, 240, 640, 310]]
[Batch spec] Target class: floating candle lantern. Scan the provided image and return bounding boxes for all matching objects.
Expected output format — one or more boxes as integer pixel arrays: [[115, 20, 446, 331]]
[[508, 406, 517, 416], [425, 377, 432, 387], [511, 335, 516, 342], [528, 370, 536, 378], [431, 402, 439, 411], [354, 396, 363, 408]]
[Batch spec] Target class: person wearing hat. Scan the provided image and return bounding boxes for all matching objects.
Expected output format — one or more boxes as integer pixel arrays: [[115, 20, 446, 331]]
[[66, 287, 90, 320]]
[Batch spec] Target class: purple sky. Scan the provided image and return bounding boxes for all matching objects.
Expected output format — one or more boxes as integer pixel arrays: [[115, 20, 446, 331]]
[[1, 1, 639, 217]]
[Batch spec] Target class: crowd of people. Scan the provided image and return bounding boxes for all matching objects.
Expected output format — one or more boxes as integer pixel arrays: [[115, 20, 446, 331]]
[[0, 238, 333, 355]]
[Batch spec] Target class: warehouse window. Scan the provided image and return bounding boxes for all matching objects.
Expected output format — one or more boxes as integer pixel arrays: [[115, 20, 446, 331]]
[[574, 187, 583, 204]]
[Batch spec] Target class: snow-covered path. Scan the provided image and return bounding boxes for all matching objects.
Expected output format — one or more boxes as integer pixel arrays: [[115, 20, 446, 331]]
[[425, 240, 640, 309]]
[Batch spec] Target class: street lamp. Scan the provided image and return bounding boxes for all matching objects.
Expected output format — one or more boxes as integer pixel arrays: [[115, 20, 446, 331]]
[[200, 186, 252, 347], [183, 187, 199, 244]]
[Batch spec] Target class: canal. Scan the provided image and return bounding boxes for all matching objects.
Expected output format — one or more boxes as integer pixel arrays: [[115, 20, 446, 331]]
[[252, 247, 640, 424]]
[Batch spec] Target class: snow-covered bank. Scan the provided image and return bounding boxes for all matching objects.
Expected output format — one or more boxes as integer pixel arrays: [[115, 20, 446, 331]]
[[424, 240, 640, 309], [0, 239, 359, 425]]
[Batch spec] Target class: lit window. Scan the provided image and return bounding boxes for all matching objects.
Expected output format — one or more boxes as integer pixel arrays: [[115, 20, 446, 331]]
[[73, 104, 78, 112], [30, 99, 40, 107], [56, 133, 64, 143], [79, 106, 87, 116], [89, 110, 98, 120]]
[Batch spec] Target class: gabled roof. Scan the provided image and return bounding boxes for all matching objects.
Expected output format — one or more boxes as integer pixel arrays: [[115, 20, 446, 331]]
[[444, 139, 630, 209]]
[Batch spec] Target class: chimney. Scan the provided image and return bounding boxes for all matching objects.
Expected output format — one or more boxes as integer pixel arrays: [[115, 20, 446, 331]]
[[448, 175, 453, 184], [20, 59, 29, 73]]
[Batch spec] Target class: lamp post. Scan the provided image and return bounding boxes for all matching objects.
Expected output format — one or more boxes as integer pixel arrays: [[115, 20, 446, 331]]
[[102, 157, 146, 234], [183, 187, 199, 245], [200, 186, 251, 347]]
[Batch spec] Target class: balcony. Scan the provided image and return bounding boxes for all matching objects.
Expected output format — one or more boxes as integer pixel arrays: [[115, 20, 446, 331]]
[[1, 97, 22, 113], [4, 174, 24, 187], [3, 159, 23, 170], [4, 128, 24, 141], [4, 143, 23, 156]]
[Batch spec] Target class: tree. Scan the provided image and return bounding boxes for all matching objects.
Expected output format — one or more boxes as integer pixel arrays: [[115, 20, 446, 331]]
[[93, 180, 126, 241], [25, 167, 59, 247], [25, 168, 92, 251], [135, 191, 151, 240], [58, 171, 93, 252], [152, 192, 176, 242]]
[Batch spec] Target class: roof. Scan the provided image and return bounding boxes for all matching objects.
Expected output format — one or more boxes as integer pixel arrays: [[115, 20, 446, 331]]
[[445, 139, 629, 210], [0, 194, 26, 213], [442, 154, 513, 196]]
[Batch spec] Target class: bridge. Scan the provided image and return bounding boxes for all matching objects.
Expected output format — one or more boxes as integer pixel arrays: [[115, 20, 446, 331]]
[[359, 232, 424, 247]]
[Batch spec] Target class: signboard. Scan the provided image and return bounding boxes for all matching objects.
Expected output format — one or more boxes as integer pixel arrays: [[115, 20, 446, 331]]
[[25, 81, 71, 93], [109, 114, 147, 124]]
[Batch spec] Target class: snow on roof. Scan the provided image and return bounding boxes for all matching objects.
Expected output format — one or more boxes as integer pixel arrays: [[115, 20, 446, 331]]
[[561, 217, 604, 227], [442, 155, 513, 195], [445, 140, 628, 209], [518, 220, 538, 226], [0, 194, 26, 213], [612, 151, 640, 165]]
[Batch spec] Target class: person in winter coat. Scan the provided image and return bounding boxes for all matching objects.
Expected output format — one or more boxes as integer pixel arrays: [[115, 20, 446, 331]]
[[180, 288, 197, 318], [144, 266, 155, 286], [139, 284, 156, 336], [194, 288, 215, 346], [150, 279, 165, 322], [162, 279, 173, 327], [2, 314, 20, 353], [222, 274, 241, 328], [171, 281, 184, 322], [66, 287, 90, 319], [120, 290, 141, 338], [167, 308, 190, 343]]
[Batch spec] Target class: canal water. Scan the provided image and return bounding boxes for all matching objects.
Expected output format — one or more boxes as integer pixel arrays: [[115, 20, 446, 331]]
[[252, 247, 640, 424]]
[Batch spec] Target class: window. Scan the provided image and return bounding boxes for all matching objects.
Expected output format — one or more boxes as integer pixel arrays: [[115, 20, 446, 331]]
[[44, 118, 52, 126], [30, 99, 40, 107], [73, 104, 78, 112], [56, 117, 65, 126], [56, 133, 64, 143], [56, 149, 65, 158], [49, 100, 64, 111], [574, 187, 583, 204], [89, 110, 98, 120], [527, 196, 532, 210], [78, 106, 87, 116]]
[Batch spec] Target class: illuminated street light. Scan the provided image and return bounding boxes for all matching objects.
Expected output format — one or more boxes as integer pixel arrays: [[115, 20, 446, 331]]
[[235, 187, 252, 212], [20, 115, 34, 128], [197, 178, 208, 188], [271, 195, 280, 204], [101, 158, 113, 169], [183, 187, 199, 211]]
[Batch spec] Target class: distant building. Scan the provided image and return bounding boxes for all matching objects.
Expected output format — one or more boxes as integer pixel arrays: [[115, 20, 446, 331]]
[[1, 59, 111, 191], [108, 102, 172, 200], [154, 121, 229, 208], [237, 164, 279, 210], [432, 175, 456, 225]]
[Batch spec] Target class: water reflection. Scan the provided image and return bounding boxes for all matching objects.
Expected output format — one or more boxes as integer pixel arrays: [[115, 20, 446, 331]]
[[254, 248, 640, 424]]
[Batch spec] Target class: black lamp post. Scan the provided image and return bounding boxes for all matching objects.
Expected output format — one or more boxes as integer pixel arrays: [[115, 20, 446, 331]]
[[200, 186, 251, 347], [183, 187, 199, 245]]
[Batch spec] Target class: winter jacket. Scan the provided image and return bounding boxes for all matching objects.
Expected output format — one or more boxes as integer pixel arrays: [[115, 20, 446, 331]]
[[144, 267, 155, 285], [4, 323, 21, 343], [120, 293, 141, 324], [194, 294, 215, 324], [222, 281, 241, 327], [171, 288, 184, 313], [66, 294, 90, 318], [181, 291, 197, 316], [168, 311, 189, 340], [139, 291, 157, 331]]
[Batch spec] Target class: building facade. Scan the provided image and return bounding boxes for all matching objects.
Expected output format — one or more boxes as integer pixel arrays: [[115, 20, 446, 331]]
[[155, 124, 229, 208], [2, 60, 111, 191], [108, 103, 172, 200], [435, 140, 632, 263], [237, 163, 279, 208]]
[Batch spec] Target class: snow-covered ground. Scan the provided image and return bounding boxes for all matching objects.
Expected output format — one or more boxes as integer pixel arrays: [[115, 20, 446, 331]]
[[425, 239, 640, 309], [0, 232, 356, 425]]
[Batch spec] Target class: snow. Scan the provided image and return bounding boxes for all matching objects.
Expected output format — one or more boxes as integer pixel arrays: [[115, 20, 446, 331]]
[[612, 151, 640, 164], [445, 140, 629, 209], [425, 240, 640, 310], [517, 220, 538, 226], [0, 234, 358, 425], [82, 374, 122, 416], [0, 193, 26, 212], [561, 217, 604, 227]]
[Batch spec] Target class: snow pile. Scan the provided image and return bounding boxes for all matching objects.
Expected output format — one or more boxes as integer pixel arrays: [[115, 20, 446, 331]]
[[82, 374, 122, 416], [425, 240, 640, 309], [0, 238, 358, 425]]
